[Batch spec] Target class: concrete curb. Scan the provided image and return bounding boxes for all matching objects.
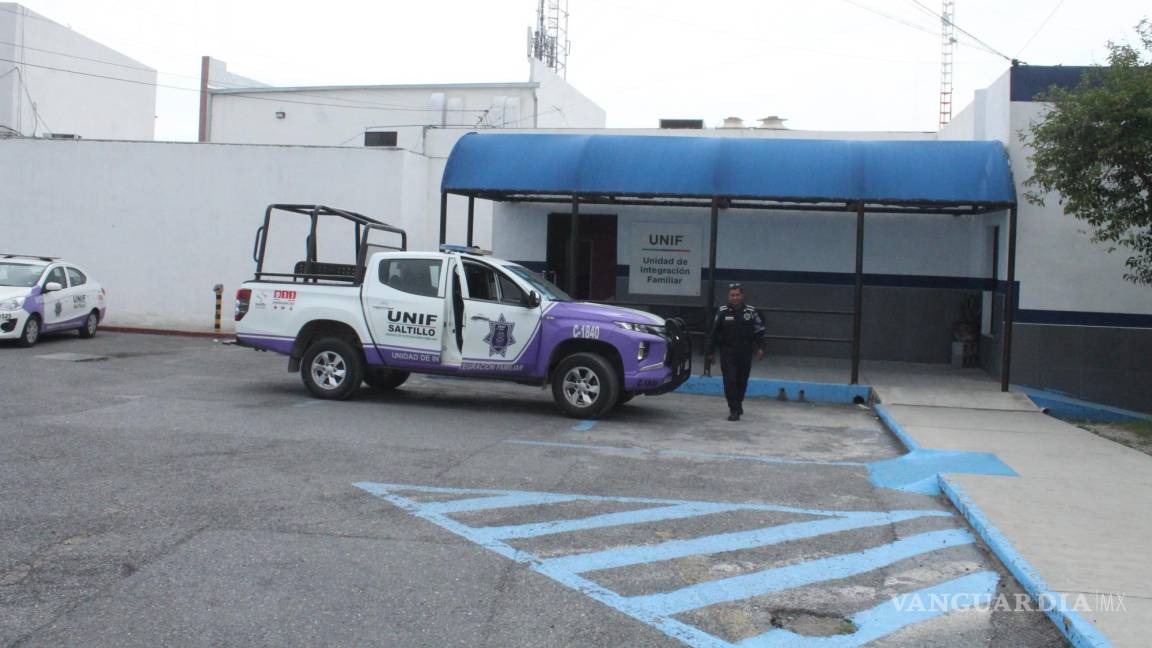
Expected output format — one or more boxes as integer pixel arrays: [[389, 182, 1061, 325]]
[[676, 376, 872, 404], [874, 404, 1115, 648], [939, 478, 1114, 648]]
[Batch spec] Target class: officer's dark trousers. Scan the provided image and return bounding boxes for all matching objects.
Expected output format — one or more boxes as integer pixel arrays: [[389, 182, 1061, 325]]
[[720, 351, 753, 413]]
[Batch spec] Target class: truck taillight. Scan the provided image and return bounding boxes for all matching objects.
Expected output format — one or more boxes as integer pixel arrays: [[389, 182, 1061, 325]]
[[235, 288, 251, 321]]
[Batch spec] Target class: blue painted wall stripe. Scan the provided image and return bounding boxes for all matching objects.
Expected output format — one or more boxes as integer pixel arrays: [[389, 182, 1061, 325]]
[[737, 571, 1000, 647], [626, 528, 975, 616], [540, 509, 951, 575]]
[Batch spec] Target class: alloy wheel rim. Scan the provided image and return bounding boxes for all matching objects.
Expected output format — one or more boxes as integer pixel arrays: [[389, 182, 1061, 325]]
[[86, 314, 97, 334], [26, 320, 39, 343], [562, 367, 600, 408], [310, 350, 347, 390]]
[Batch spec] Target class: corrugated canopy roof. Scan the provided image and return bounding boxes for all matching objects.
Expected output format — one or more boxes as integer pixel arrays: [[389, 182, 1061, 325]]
[[441, 133, 1016, 208]]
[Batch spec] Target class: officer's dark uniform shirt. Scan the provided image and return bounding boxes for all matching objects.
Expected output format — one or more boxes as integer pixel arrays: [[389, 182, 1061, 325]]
[[710, 304, 766, 355], [710, 304, 766, 416]]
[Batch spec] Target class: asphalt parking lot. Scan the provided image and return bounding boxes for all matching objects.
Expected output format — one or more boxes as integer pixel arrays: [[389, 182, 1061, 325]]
[[1, 332, 1065, 647]]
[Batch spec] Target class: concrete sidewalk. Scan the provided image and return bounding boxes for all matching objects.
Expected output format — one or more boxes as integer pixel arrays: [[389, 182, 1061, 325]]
[[871, 376, 1152, 648]]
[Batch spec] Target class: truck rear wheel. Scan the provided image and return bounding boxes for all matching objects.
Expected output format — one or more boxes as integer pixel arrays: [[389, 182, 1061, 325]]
[[552, 353, 620, 419], [301, 337, 364, 400], [364, 368, 409, 390]]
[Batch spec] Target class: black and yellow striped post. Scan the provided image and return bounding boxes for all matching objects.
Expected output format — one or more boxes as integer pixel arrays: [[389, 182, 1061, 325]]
[[213, 284, 224, 334]]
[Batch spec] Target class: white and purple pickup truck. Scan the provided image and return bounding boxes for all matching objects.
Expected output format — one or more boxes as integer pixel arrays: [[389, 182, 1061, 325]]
[[233, 205, 691, 418]]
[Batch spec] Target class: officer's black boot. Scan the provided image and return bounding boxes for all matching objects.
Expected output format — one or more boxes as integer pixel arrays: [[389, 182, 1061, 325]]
[[727, 410, 740, 422]]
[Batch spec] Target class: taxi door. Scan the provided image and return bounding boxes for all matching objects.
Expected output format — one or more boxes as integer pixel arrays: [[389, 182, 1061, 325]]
[[39, 265, 71, 329]]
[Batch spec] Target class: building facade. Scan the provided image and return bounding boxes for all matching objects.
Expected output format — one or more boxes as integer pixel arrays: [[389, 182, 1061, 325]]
[[0, 3, 156, 140], [204, 59, 605, 150]]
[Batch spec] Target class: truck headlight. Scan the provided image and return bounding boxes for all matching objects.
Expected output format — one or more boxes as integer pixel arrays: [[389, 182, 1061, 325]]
[[0, 297, 25, 311], [615, 321, 666, 336]]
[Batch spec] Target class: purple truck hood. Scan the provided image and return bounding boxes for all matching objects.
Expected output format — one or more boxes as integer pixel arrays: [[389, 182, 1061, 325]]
[[548, 301, 664, 325]]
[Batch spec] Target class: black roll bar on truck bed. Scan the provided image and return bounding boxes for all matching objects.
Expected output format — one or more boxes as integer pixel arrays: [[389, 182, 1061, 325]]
[[251, 204, 408, 285]]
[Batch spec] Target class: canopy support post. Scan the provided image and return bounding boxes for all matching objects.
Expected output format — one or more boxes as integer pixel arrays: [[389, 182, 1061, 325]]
[[438, 192, 448, 246], [567, 195, 580, 295], [466, 196, 475, 247], [851, 202, 865, 385], [703, 197, 720, 376], [1000, 205, 1018, 392]]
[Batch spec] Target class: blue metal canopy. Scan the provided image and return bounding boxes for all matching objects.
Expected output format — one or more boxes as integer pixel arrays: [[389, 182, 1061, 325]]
[[441, 133, 1016, 207]]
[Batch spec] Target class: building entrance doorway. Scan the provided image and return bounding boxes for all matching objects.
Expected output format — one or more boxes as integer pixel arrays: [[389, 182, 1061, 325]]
[[546, 213, 617, 300]]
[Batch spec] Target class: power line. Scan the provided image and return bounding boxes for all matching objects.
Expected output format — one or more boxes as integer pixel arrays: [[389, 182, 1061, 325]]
[[837, 0, 938, 38], [909, 0, 1013, 61], [0, 56, 492, 114], [1017, 0, 1068, 57]]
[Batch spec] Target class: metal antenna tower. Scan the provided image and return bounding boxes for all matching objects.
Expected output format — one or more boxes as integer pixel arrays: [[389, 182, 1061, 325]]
[[527, 0, 571, 78], [938, 0, 957, 129]]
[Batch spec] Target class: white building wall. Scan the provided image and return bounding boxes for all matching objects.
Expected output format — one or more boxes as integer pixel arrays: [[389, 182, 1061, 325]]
[[530, 59, 606, 128], [0, 3, 156, 140], [208, 85, 541, 148], [492, 203, 989, 280], [0, 139, 429, 331], [1007, 101, 1152, 315]]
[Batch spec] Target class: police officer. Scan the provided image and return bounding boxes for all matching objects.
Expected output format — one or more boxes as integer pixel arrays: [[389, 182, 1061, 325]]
[[708, 284, 765, 421]]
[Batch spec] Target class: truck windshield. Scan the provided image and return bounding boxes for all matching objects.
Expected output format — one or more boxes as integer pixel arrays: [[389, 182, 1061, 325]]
[[0, 263, 44, 287], [504, 265, 573, 302]]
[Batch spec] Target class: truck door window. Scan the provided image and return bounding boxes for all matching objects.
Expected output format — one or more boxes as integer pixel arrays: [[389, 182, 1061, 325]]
[[463, 262, 499, 301], [497, 274, 526, 306], [380, 259, 441, 297]]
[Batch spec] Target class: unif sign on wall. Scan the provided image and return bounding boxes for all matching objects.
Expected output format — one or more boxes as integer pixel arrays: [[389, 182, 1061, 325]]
[[628, 222, 703, 296]]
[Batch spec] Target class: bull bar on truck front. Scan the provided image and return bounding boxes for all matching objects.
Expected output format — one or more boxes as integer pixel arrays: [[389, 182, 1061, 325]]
[[650, 317, 692, 395]]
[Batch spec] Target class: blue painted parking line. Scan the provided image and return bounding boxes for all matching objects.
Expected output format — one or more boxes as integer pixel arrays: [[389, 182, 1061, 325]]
[[736, 571, 1000, 648], [539, 509, 951, 574], [626, 528, 975, 616], [571, 419, 598, 432], [354, 482, 995, 648]]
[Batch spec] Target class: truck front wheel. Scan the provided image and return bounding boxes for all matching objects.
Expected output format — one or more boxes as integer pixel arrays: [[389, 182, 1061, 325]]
[[301, 337, 364, 400], [552, 353, 620, 419]]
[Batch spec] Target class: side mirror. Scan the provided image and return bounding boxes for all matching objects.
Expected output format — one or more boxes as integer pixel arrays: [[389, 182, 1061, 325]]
[[527, 291, 541, 308], [44, 282, 63, 292]]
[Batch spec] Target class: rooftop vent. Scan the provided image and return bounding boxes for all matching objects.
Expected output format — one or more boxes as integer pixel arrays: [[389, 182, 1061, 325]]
[[757, 116, 788, 129], [720, 116, 744, 129]]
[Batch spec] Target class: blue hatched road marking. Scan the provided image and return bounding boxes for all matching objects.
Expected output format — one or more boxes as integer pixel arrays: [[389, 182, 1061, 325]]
[[354, 482, 1000, 647]]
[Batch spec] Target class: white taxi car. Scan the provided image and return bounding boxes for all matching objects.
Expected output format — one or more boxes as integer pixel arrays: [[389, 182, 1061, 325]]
[[0, 255, 106, 347]]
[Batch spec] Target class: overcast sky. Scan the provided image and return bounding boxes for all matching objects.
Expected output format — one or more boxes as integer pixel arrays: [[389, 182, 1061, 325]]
[[17, 0, 1151, 140]]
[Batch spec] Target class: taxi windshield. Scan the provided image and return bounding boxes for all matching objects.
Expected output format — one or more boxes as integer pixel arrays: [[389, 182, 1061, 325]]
[[0, 263, 43, 287]]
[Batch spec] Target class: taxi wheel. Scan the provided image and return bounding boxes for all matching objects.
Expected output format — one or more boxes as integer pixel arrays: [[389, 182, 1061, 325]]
[[301, 337, 364, 400], [17, 315, 40, 348], [78, 310, 99, 339], [364, 368, 409, 390], [552, 352, 620, 419]]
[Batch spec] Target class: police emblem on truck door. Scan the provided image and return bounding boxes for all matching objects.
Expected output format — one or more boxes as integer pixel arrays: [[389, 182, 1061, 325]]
[[484, 314, 516, 357]]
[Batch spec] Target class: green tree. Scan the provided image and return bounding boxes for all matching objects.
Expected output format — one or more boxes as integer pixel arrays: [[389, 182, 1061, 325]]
[[1024, 20, 1152, 284]]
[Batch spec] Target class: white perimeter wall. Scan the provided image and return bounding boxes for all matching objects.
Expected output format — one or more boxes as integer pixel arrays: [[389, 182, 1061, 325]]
[[0, 3, 156, 140], [0, 139, 430, 332]]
